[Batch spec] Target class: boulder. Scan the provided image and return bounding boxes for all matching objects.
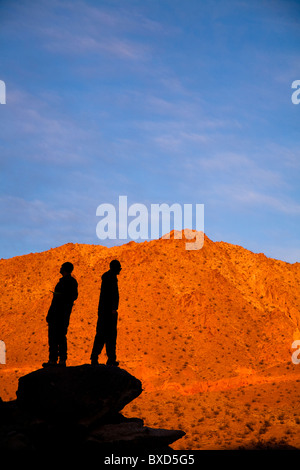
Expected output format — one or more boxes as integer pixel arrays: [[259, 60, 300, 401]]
[[0, 364, 186, 452], [86, 421, 185, 451], [16, 364, 142, 422]]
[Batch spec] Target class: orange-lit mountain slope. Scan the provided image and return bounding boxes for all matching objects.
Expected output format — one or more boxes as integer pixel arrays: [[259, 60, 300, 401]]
[[1, 231, 300, 449]]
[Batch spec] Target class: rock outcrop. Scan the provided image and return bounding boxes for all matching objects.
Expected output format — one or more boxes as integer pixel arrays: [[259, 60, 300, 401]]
[[0, 364, 185, 452]]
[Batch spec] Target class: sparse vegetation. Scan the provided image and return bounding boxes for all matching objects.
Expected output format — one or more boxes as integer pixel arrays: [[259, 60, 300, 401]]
[[1, 235, 300, 450]]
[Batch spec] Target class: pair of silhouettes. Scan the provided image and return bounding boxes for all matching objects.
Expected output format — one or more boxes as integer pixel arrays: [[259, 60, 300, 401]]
[[42, 259, 122, 368]]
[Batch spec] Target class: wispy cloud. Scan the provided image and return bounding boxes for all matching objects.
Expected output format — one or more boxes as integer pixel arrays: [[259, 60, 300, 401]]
[[2, 87, 93, 165], [43, 28, 151, 60], [0, 196, 76, 225], [196, 152, 284, 187], [226, 188, 300, 215], [28, 0, 158, 62]]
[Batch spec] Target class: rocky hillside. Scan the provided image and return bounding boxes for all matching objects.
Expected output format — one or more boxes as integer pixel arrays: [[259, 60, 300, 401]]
[[1, 231, 300, 450]]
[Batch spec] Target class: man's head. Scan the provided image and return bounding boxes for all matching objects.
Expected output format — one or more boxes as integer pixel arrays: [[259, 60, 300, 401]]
[[110, 259, 122, 275], [60, 262, 74, 275]]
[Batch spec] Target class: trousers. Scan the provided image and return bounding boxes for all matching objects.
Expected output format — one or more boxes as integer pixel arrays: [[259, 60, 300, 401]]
[[91, 312, 118, 362], [48, 321, 69, 362]]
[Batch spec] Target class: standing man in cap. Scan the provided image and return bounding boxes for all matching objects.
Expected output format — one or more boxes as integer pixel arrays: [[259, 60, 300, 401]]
[[91, 259, 122, 366], [43, 262, 78, 367]]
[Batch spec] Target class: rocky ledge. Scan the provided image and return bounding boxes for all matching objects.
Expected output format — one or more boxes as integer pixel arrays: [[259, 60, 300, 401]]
[[0, 364, 185, 452]]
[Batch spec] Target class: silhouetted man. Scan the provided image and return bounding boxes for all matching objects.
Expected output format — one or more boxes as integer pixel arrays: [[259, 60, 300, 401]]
[[91, 259, 122, 366], [43, 262, 78, 367]]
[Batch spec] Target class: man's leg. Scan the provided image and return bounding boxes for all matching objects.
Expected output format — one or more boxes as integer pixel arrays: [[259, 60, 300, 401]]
[[106, 312, 118, 365], [90, 316, 105, 363], [48, 323, 59, 363], [57, 323, 68, 364]]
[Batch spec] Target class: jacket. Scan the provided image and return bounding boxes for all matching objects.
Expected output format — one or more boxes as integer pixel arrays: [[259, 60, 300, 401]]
[[98, 269, 119, 315], [47, 274, 78, 323]]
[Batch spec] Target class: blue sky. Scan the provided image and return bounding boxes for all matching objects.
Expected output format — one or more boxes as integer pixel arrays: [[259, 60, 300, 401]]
[[0, 0, 299, 262]]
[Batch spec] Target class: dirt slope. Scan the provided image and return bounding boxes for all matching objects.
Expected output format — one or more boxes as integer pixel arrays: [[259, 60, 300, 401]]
[[1, 230, 300, 449]]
